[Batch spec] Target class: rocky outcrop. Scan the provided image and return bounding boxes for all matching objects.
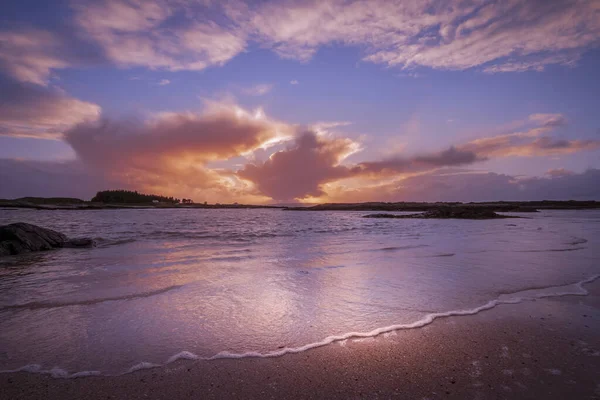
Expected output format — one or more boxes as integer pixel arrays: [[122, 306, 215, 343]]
[[0, 223, 95, 256], [363, 207, 521, 220]]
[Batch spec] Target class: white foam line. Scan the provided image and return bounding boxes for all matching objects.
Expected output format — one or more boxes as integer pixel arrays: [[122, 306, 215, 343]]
[[2, 274, 598, 378], [126, 362, 162, 374], [166, 351, 200, 363], [206, 274, 599, 361], [0, 364, 101, 378]]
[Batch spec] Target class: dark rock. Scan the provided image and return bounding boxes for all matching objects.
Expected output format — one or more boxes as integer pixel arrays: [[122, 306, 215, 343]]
[[363, 207, 521, 220], [0, 223, 95, 256]]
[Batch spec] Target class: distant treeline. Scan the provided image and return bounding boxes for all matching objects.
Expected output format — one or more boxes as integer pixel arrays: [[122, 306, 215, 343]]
[[91, 190, 180, 204]]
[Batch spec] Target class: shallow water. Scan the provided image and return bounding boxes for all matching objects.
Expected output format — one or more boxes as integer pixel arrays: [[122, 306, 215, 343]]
[[0, 209, 598, 376]]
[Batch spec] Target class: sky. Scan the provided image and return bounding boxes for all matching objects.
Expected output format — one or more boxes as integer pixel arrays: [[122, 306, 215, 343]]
[[1, 0, 599, 203]]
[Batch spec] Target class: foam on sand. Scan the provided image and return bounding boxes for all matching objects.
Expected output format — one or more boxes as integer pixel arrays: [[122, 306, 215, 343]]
[[2, 274, 598, 378]]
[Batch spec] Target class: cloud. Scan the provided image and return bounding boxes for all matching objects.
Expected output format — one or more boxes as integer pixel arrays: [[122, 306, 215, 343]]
[[354, 147, 481, 176], [3, 0, 596, 82], [546, 168, 575, 178], [5, 157, 598, 203], [290, 80, 299, 85], [348, 112, 596, 177], [72, 0, 247, 72], [392, 169, 600, 202], [61, 103, 293, 202], [242, 83, 273, 96], [235, 111, 599, 201], [65, 108, 283, 166], [457, 115, 599, 158], [230, 0, 600, 72], [528, 113, 567, 128], [2, 105, 599, 202], [0, 76, 101, 139], [238, 131, 358, 201], [0, 29, 70, 85], [318, 168, 600, 203], [158, 79, 170, 85], [0, 28, 104, 85]]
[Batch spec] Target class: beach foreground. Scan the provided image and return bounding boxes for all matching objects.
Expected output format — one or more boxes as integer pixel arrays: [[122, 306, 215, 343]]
[[3, 281, 599, 400]]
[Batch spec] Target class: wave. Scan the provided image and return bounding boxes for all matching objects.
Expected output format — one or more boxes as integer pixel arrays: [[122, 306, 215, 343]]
[[1, 364, 101, 379], [95, 238, 137, 248], [0, 285, 184, 311], [376, 245, 428, 251], [517, 247, 586, 252], [1, 275, 597, 378], [566, 237, 588, 245]]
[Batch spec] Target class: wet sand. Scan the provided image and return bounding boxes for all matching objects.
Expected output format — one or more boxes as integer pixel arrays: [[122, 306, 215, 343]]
[[2, 281, 599, 400]]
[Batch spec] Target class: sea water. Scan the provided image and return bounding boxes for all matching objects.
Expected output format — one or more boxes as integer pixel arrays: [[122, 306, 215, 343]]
[[0, 208, 598, 376]]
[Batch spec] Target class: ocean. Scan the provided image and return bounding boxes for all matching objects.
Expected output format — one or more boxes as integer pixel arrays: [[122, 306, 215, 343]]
[[0, 208, 598, 377]]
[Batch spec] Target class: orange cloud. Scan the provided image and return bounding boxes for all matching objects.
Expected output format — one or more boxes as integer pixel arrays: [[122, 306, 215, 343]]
[[238, 132, 356, 201], [458, 117, 599, 158], [3, 104, 600, 203], [319, 169, 600, 203], [63, 104, 292, 203]]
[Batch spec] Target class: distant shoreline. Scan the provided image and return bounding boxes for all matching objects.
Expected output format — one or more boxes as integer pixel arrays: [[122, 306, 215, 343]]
[[0, 200, 283, 211], [1, 199, 599, 212]]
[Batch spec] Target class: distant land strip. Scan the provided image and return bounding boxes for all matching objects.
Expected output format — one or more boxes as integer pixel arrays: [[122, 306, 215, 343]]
[[1, 194, 599, 212]]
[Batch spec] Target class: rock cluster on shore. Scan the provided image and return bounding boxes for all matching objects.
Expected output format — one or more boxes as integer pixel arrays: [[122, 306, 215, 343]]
[[0, 223, 95, 256], [363, 207, 521, 220]]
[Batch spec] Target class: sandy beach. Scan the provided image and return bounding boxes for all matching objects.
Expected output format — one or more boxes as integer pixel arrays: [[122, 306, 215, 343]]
[[2, 280, 598, 400]]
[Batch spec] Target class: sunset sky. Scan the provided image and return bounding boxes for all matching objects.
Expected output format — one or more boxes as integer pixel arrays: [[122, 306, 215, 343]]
[[1, 0, 599, 203]]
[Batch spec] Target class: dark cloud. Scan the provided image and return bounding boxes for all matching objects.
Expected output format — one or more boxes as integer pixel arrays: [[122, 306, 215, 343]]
[[459, 135, 600, 158], [355, 147, 481, 175], [238, 132, 354, 201]]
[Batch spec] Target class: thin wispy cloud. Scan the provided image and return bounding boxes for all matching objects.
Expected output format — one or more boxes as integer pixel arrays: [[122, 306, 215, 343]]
[[242, 83, 273, 96], [158, 79, 170, 86], [232, 0, 600, 72], [2, 0, 596, 82], [290, 80, 299, 85]]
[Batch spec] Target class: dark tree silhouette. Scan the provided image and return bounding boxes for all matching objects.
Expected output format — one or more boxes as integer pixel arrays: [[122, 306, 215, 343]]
[[91, 190, 181, 204]]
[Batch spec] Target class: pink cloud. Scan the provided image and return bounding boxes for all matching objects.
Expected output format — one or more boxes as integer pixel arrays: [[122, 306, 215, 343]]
[[0, 29, 71, 85], [0, 78, 101, 139], [232, 0, 600, 72], [3, 0, 597, 82], [322, 169, 600, 203], [546, 168, 575, 178], [73, 0, 246, 72], [238, 132, 356, 201], [62, 104, 293, 202]]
